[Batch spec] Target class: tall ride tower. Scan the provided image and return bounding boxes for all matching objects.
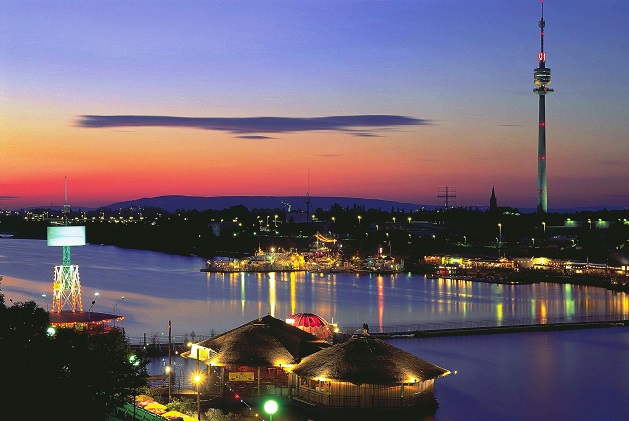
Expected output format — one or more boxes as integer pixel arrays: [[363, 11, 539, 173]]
[[534, 0, 553, 213], [48, 178, 85, 312]]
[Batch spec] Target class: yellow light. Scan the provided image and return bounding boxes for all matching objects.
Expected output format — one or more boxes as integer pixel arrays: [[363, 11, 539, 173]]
[[193, 374, 201, 384]]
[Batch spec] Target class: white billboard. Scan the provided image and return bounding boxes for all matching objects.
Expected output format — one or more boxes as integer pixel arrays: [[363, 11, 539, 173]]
[[47, 226, 86, 246]]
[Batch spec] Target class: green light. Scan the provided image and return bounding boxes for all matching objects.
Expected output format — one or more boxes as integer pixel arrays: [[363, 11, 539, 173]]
[[46, 326, 56, 337], [264, 400, 278, 415]]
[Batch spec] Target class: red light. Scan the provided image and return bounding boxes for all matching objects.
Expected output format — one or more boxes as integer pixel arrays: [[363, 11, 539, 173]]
[[234, 394, 240, 399], [539, 122, 545, 126]]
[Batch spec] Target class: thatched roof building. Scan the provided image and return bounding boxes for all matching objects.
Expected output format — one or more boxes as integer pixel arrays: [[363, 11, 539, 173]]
[[289, 335, 449, 412], [182, 314, 328, 367], [292, 334, 449, 385]]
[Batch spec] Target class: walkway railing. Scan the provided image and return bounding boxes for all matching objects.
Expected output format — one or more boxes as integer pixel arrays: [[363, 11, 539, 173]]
[[125, 313, 628, 347], [343, 313, 629, 335]]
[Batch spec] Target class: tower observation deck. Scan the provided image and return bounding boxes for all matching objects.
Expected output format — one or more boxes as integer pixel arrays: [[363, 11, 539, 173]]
[[534, 0, 553, 213]]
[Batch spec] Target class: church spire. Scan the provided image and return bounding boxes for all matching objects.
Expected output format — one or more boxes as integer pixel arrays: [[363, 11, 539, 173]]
[[490, 185, 497, 212]]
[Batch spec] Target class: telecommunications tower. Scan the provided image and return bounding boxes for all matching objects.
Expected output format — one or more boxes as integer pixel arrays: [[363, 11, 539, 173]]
[[533, 0, 553, 213], [48, 177, 85, 312]]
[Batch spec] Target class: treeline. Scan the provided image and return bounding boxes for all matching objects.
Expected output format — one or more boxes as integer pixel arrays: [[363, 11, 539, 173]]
[[2, 205, 629, 264]]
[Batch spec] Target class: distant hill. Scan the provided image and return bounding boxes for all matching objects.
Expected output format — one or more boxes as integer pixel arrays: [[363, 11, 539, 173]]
[[104, 195, 432, 213]]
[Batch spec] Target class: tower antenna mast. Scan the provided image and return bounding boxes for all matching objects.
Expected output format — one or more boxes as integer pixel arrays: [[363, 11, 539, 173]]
[[533, 0, 553, 213]]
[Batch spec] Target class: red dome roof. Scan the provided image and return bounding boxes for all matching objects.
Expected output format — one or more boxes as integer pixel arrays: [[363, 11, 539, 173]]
[[288, 313, 329, 328]]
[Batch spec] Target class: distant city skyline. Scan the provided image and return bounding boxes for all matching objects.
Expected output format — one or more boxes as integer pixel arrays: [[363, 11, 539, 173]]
[[1, 1, 628, 210]]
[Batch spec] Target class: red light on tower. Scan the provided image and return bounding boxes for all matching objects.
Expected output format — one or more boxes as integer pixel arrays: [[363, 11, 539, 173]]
[[538, 52, 545, 61]]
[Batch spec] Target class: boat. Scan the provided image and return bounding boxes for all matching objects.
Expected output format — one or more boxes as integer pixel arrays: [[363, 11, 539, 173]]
[[356, 256, 405, 274], [202, 247, 307, 273]]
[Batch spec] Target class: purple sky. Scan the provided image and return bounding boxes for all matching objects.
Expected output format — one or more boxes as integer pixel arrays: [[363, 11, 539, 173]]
[[1, 0, 628, 210]]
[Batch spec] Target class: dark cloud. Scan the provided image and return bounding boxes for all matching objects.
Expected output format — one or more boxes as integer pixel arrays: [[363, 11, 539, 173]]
[[496, 124, 522, 127], [78, 114, 429, 134], [0, 196, 17, 200], [236, 135, 276, 139], [352, 132, 383, 137], [604, 194, 629, 198]]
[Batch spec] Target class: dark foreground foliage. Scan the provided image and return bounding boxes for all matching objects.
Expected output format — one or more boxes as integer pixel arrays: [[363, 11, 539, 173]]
[[0, 280, 147, 421]]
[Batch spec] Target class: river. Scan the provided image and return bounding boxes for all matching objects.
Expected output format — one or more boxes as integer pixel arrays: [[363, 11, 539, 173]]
[[1, 238, 628, 420]]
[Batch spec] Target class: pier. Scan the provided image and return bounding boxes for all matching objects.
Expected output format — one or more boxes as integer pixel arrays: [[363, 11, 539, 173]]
[[343, 313, 628, 340], [126, 313, 628, 356]]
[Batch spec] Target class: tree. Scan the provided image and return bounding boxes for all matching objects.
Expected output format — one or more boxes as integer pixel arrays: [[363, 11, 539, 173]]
[[0, 280, 148, 420]]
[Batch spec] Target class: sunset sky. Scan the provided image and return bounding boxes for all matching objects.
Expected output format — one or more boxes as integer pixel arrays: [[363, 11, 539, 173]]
[[1, 0, 628, 211]]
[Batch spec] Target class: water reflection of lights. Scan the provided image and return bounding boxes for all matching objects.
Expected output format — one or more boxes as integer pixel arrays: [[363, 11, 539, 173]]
[[377, 276, 384, 331], [564, 284, 574, 317], [268, 272, 276, 317], [182, 271, 628, 336], [290, 273, 296, 316], [240, 273, 246, 316]]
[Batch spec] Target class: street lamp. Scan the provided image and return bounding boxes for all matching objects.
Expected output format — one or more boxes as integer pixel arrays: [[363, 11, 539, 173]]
[[274, 214, 278, 228], [165, 365, 172, 403], [407, 217, 411, 224], [498, 223, 502, 258], [129, 354, 140, 420], [357, 215, 362, 225], [542, 222, 546, 235], [88, 300, 96, 321], [41, 294, 48, 311], [114, 296, 124, 327], [193, 373, 202, 420], [264, 400, 278, 421]]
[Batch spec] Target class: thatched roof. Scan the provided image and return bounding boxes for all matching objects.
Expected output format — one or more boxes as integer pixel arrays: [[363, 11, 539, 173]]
[[291, 335, 450, 386], [181, 315, 328, 366]]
